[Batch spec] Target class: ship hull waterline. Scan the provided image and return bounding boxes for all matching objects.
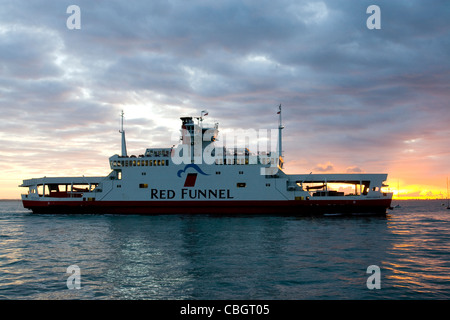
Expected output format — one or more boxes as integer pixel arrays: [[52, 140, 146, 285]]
[[22, 199, 392, 216]]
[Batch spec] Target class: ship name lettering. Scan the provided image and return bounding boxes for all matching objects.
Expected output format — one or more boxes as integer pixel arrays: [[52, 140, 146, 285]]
[[150, 188, 234, 199], [181, 188, 233, 199], [150, 189, 176, 199]]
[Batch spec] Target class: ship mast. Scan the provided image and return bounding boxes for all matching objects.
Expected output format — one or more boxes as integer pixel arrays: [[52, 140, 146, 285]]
[[277, 104, 284, 162], [119, 110, 127, 157]]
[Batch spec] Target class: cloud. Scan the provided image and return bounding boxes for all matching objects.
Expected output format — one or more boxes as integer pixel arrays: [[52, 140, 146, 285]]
[[346, 166, 363, 173], [314, 162, 334, 172]]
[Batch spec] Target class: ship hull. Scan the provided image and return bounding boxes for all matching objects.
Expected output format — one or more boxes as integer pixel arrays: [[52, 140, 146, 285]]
[[22, 198, 392, 216]]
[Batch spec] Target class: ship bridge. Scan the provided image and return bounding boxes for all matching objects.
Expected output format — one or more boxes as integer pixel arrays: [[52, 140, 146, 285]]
[[180, 116, 219, 149]]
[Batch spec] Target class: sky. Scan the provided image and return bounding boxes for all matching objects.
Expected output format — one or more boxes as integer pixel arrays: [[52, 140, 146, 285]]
[[1, 0, 449, 199]]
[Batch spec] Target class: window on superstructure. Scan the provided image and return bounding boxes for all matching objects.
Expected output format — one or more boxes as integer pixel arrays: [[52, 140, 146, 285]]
[[239, 171, 244, 175], [139, 184, 148, 188], [237, 183, 246, 188]]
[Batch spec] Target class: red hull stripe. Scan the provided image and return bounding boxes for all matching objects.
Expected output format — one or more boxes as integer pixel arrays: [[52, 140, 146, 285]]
[[22, 199, 392, 215]]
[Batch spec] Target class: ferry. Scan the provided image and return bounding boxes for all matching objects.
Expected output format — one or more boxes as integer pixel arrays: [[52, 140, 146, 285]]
[[20, 109, 393, 215]]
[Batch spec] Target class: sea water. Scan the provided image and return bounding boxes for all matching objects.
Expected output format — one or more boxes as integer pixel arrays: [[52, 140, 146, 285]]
[[0, 200, 449, 300]]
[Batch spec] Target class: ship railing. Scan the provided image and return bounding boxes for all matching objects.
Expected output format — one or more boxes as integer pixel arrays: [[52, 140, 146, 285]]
[[293, 178, 388, 198], [212, 151, 280, 166]]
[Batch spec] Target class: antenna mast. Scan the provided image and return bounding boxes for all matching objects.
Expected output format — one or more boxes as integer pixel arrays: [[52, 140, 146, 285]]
[[277, 104, 284, 159], [119, 110, 128, 157]]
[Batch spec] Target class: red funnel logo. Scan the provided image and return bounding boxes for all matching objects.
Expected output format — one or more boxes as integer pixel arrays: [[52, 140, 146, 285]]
[[184, 173, 197, 187]]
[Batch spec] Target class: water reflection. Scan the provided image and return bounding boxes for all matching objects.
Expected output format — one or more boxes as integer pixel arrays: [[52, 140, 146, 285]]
[[384, 201, 450, 298], [178, 215, 288, 299], [1, 200, 449, 299], [103, 215, 194, 299]]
